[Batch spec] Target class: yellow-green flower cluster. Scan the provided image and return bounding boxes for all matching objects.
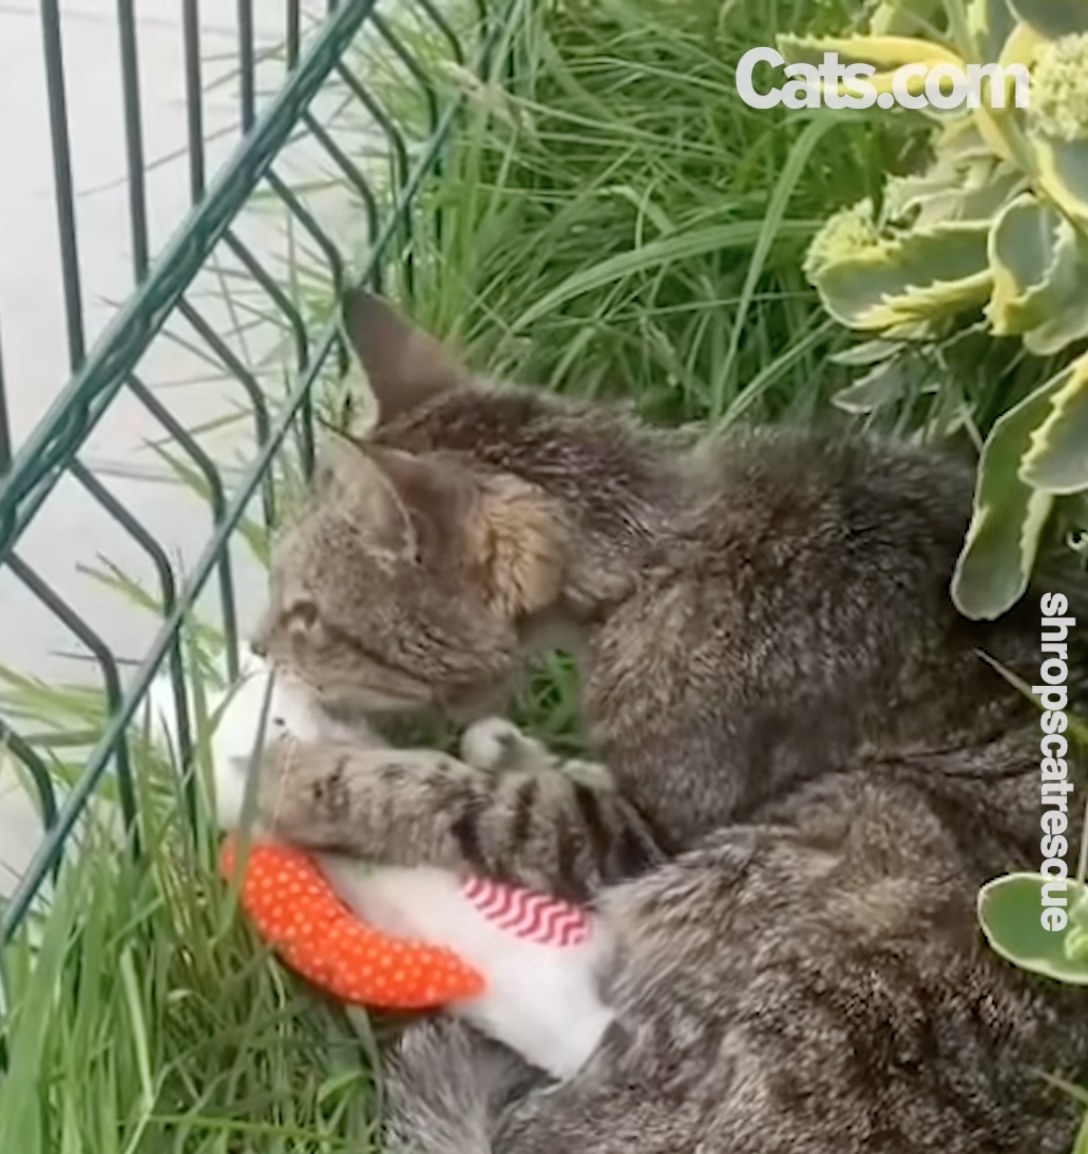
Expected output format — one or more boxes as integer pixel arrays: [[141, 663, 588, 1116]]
[[1029, 34, 1088, 143]]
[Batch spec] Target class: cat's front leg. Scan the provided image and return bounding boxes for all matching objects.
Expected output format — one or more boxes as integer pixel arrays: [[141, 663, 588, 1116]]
[[256, 737, 663, 901]]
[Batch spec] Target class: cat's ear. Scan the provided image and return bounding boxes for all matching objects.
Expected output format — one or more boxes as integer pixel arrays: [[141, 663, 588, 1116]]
[[362, 444, 472, 561], [312, 432, 421, 555], [367, 446, 566, 618], [312, 430, 369, 495], [341, 288, 467, 425]]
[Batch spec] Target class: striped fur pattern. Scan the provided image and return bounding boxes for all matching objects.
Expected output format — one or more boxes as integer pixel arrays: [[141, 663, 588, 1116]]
[[255, 734, 665, 905], [253, 291, 1088, 1154]]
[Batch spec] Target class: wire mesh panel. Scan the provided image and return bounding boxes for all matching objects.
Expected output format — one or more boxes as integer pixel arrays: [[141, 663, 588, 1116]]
[[0, 0, 515, 947]]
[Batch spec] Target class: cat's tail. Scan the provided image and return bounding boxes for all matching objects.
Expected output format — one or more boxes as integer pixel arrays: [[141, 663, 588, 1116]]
[[383, 1019, 540, 1154]]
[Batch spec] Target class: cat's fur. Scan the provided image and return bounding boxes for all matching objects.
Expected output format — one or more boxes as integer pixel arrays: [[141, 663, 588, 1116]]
[[251, 290, 1088, 1153], [192, 660, 617, 1079]]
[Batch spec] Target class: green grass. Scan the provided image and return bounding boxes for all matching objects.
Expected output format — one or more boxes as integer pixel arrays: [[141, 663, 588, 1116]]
[[397, 0, 893, 429], [3, 0, 1084, 1149], [0, 656, 385, 1152], [0, 833, 380, 1152]]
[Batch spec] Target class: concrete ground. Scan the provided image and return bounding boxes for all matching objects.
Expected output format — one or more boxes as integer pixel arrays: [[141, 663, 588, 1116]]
[[0, 1, 370, 891]]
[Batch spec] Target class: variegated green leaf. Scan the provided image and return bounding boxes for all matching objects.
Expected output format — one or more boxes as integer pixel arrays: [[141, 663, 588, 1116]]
[[882, 126, 1003, 227], [987, 192, 1088, 352], [967, 22, 1040, 164], [958, 168, 1030, 222], [951, 372, 1064, 618], [996, 20, 1044, 69], [1025, 291, 1088, 358], [832, 364, 904, 415], [829, 339, 903, 368], [777, 33, 965, 101], [884, 168, 957, 217], [978, 874, 1088, 985], [936, 118, 1000, 165], [1035, 137, 1088, 234], [888, 162, 1026, 228], [779, 33, 964, 73], [811, 222, 992, 330], [1021, 352, 1088, 494], [967, 0, 1019, 63], [832, 351, 929, 414], [1025, 316, 1088, 359], [870, 0, 946, 37], [1008, 0, 1088, 37]]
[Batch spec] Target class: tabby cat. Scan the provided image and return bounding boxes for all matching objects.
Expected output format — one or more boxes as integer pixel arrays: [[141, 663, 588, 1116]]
[[250, 289, 1088, 1153]]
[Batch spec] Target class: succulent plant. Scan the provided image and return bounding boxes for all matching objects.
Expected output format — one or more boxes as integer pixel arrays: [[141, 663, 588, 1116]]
[[782, 0, 1088, 620]]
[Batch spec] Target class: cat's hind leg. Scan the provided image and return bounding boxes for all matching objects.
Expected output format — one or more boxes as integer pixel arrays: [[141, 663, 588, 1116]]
[[382, 1018, 722, 1154]]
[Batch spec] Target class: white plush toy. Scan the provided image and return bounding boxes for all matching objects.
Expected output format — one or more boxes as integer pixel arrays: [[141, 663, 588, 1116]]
[[147, 660, 614, 1080]]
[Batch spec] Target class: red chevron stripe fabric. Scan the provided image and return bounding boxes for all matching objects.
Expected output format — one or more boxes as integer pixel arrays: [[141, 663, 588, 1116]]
[[462, 877, 590, 946]]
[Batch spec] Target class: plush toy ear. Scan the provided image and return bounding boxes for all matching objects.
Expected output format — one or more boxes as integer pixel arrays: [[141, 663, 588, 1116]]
[[342, 288, 467, 426], [365, 446, 566, 618]]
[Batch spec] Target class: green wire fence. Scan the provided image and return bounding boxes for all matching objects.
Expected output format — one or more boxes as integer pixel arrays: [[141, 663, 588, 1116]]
[[0, 0, 516, 946]]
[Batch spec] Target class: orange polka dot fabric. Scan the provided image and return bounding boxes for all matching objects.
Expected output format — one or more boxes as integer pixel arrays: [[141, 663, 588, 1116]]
[[219, 838, 486, 1010]]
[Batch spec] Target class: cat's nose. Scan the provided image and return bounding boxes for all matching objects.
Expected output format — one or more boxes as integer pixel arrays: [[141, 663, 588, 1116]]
[[250, 637, 268, 658]]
